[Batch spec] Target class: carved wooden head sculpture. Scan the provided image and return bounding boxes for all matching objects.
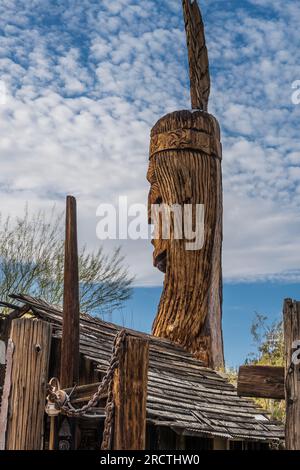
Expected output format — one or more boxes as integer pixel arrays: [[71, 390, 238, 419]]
[[147, 1, 224, 369]]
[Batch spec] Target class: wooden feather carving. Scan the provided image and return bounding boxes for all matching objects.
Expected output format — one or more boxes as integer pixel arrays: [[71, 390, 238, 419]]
[[182, 0, 210, 111]]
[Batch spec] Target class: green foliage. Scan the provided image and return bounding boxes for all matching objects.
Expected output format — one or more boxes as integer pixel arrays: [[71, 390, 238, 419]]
[[224, 313, 285, 421], [0, 206, 133, 316], [247, 313, 284, 367], [224, 367, 238, 387], [246, 313, 285, 421]]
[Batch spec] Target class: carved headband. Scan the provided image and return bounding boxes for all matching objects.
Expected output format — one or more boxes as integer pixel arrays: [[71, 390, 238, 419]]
[[149, 128, 222, 160]]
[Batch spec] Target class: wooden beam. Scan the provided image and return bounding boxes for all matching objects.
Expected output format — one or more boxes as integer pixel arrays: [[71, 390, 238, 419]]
[[60, 195, 80, 389], [284, 298, 300, 450], [5, 319, 52, 450], [237, 365, 285, 400], [64, 382, 107, 404], [113, 334, 149, 450]]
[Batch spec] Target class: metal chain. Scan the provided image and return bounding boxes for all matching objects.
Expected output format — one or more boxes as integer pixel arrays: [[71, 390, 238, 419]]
[[101, 360, 116, 450], [46, 330, 126, 425]]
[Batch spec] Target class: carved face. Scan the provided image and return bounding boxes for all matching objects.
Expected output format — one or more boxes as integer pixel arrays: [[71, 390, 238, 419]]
[[147, 110, 222, 275], [147, 157, 168, 273], [147, 148, 200, 275]]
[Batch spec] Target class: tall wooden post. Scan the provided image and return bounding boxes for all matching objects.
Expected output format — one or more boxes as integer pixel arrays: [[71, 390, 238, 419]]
[[113, 334, 149, 450], [60, 195, 80, 388], [284, 298, 300, 450], [5, 319, 52, 450]]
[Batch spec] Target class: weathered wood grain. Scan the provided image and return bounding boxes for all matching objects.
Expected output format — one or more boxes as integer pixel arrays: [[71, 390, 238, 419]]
[[284, 299, 300, 450], [60, 196, 80, 388], [148, 110, 224, 369], [237, 365, 285, 400], [182, 0, 210, 111], [0, 339, 14, 450], [113, 334, 149, 450], [5, 319, 52, 450], [0, 306, 30, 406]]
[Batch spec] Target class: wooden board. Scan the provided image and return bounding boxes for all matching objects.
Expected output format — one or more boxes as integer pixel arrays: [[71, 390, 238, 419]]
[[5, 319, 52, 450], [237, 365, 285, 400]]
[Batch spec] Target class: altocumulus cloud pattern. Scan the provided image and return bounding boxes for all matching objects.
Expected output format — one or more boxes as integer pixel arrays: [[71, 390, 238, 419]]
[[0, 0, 299, 285]]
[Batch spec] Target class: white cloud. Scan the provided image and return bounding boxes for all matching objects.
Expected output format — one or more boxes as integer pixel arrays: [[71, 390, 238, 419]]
[[0, 0, 299, 285]]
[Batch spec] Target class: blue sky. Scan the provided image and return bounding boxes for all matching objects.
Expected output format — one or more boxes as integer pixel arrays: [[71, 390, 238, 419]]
[[111, 282, 300, 368], [0, 0, 300, 366]]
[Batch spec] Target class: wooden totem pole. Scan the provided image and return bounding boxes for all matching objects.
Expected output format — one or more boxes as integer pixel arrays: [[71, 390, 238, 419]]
[[148, 0, 224, 369]]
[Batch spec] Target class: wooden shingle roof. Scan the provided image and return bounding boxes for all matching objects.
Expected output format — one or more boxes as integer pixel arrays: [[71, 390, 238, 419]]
[[9, 294, 284, 443]]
